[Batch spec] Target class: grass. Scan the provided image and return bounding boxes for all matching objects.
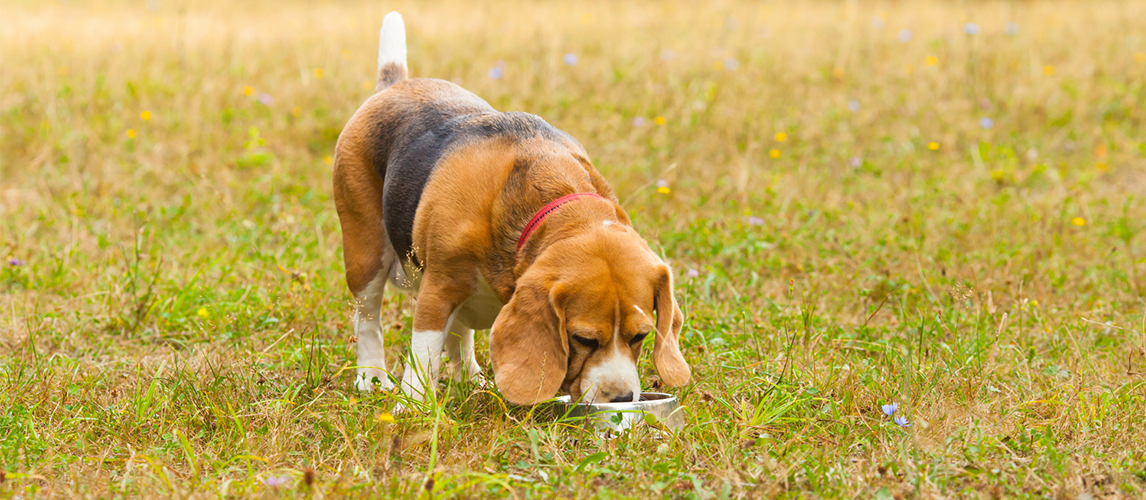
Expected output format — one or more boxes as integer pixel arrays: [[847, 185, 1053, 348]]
[[2, 0, 1145, 497]]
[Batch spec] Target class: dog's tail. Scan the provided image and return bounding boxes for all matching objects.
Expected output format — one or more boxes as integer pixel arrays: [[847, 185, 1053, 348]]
[[375, 11, 408, 92]]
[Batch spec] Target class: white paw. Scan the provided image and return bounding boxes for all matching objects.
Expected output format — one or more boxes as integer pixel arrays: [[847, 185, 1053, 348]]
[[391, 385, 426, 415], [461, 370, 490, 388], [445, 359, 488, 386], [355, 368, 395, 392]]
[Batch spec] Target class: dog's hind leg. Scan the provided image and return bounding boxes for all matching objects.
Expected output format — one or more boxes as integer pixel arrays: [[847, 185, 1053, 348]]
[[334, 112, 395, 392], [350, 268, 394, 392]]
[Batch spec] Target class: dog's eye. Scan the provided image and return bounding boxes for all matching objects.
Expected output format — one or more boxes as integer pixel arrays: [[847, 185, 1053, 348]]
[[630, 333, 648, 345], [572, 336, 599, 350]]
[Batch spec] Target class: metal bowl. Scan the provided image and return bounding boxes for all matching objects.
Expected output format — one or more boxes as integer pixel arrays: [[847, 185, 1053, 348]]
[[553, 392, 685, 432]]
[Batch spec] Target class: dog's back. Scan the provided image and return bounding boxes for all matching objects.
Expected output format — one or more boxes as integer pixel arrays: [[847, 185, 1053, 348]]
[[335, 13, 585, 269]]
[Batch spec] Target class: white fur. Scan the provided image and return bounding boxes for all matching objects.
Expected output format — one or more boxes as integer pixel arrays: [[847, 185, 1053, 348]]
[[632, 304, 648, 319], [378, 12, 407, 72], [445, 321, 485, 385], [579, 306, 641, 403], [354, 273, 394, 392], [400, 326, 448, 402]]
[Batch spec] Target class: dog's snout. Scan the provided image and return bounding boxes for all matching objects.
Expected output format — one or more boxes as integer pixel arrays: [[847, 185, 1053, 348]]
[[610, 392, 635, 403]]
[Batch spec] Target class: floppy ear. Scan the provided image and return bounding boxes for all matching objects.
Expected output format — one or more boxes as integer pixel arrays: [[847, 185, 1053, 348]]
[[652, 266, 691, 386], [490, 277, 569, 405]]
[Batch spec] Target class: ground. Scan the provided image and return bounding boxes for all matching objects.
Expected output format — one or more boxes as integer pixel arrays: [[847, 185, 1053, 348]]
[[2, 0, 1145, 498]]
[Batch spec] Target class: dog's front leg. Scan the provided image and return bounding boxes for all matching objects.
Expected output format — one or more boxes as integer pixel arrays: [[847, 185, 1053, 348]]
[[399, 325, 449, 403], [397, 277, 464, 409], [445, 321, 487, 385]]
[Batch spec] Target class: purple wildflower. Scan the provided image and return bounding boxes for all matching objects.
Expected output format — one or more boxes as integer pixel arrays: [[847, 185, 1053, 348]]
[[849, 156, 863, 168], [488, 67, 503, 80], [264, 476, 289, 488], [745, 216, 764, 226], [632, 117, 647, 127], [894, 414, 912, 427], [656, 179, 669, 188], [256, 92, 274, 106], [563, 53, 578, 66], [881, 402, 898, 416], [686, 268, 700, 278], [964, 23, 980, 35], [847, 99, 860, 112], [979, 117, 994, 129], [8, 258, 24, 266], [897, 29, 912, 42]]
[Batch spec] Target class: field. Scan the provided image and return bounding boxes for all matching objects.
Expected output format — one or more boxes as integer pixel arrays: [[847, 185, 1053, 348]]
[[3, 0, 1146, 497]]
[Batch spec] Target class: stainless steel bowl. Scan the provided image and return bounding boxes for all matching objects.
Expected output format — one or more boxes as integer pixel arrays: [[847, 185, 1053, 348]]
[[553, 392, 685, 432]]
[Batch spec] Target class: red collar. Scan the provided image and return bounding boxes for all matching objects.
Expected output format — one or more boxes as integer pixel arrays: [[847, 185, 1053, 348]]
[[516, 192, 606, 254]]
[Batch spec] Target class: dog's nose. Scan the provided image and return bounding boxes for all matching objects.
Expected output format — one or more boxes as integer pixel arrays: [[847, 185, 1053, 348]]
[[610, 392, 635, 403]]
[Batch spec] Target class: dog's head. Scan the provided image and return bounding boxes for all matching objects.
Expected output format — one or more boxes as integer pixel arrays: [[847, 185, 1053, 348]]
[[490, 223, 690, 405]]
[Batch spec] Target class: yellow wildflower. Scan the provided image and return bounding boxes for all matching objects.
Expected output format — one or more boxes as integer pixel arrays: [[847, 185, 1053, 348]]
[[140, 111, 151, 121], [1043, 65, 1055, 76], [291, 106, 302, 118], [197, 307, 208, 318], [1136, 52, 1146, 64], [324, 155, 333, 165], [126, 129, 136, 139], [657, 186, 670, 194], [654, 116, 666, 126], [1071, 217, 1086, 227], [775, 132, 787, 142], [377, 412, 395, 423], [243, 85, 254, 96], [925, 56, 938, 66], [769, 149, 781, 159], [313, 68, 325, 79], [927, 142, 940, 151]]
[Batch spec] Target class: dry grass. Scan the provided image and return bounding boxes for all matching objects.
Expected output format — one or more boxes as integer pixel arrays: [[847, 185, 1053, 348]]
[[2, 0, 1145, 498]]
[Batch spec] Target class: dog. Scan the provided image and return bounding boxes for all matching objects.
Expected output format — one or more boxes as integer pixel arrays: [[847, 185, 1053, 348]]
[[333, 12, 690, 406]]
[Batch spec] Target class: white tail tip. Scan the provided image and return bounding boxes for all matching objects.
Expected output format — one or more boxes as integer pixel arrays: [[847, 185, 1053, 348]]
[[378, 11, 407, 72]]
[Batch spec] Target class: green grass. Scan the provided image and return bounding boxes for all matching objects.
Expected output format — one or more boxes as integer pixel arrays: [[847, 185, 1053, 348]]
[[2, 0, 1146, 497]]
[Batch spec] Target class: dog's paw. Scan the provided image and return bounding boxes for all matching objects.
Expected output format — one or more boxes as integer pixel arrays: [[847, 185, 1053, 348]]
[[446, 361, 488, 387], [467, 371, 491, 389], [391, 390, 425, 415], [355, 368, 395, 393]]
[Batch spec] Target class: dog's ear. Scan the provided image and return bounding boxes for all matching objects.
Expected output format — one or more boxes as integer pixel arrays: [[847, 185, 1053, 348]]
[[490, 275, 569, 405], [652, 265, 690, 386]]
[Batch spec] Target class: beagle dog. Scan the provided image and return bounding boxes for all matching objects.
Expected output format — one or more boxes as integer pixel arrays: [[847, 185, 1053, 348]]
[[333, 12, 690, 406]]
